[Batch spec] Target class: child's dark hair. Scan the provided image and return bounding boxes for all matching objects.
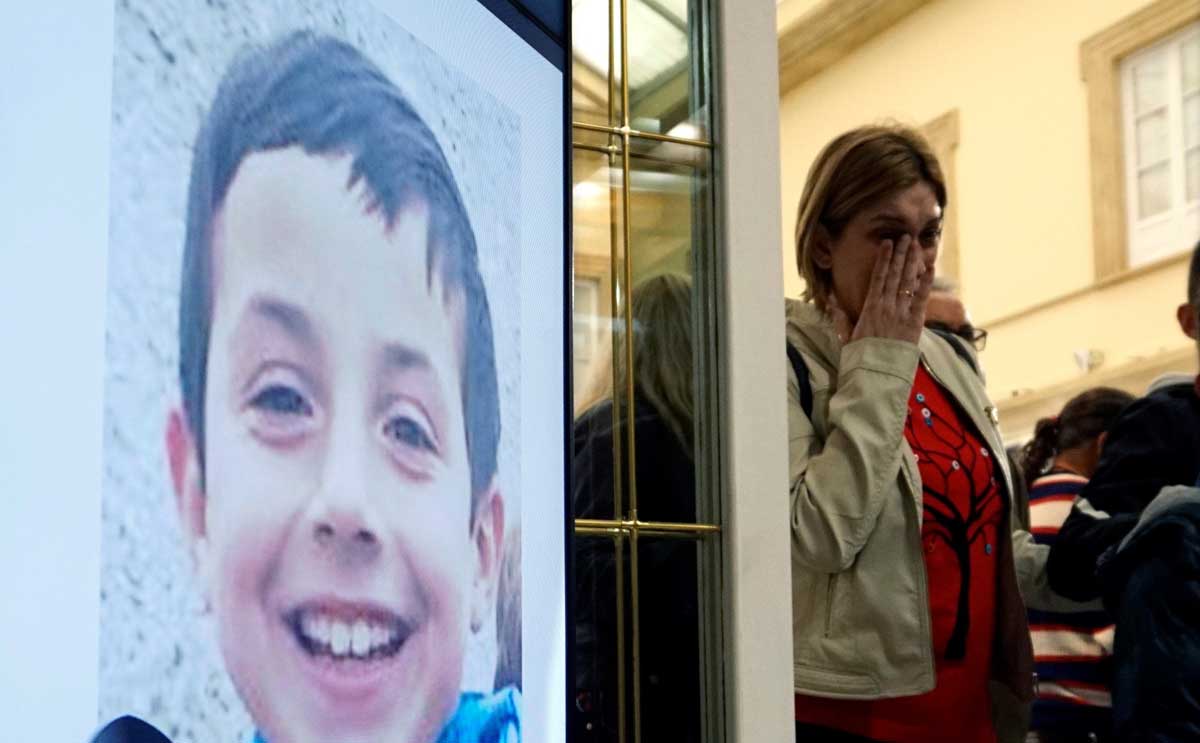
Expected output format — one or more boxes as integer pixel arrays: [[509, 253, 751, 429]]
[[179, 31, 499, 507], [1020, 387, 1134, 478]]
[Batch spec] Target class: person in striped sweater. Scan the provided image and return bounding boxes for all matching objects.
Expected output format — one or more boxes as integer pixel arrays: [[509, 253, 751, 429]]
[[1020, 388, 1134, 743]]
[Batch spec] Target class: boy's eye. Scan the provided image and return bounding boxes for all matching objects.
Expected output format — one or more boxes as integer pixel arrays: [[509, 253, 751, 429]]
[[921, 229, 943, 247], [250, 385, 313, 416], [382, 415, 437, 453]]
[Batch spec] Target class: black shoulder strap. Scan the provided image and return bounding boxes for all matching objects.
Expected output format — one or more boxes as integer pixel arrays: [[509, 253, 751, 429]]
[[929, 327, 980, 377], [786, 341, 814, 420]]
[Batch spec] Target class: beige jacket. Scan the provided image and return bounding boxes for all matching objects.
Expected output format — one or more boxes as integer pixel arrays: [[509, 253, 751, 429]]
[[786, 299, 1034, 702]]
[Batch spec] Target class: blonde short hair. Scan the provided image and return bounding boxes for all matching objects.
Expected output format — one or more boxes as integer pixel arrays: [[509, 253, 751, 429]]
[[576, 273, 694, 450], [794, 124, 947, 308]]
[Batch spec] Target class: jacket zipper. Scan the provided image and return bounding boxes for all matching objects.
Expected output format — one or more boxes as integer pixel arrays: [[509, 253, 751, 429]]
[[898, 457, 935, 678], [917, 355, 1014, 687], [899, 362, 940, 679], [824, 573, 838, 637]]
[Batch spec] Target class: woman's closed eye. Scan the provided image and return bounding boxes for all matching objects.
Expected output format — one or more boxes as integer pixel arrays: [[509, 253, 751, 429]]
[[875, 229, 941, 247]]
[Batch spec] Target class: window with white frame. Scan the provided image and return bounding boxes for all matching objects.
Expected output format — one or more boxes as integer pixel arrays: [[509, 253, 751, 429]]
[[1121, 21, 1200, 267]]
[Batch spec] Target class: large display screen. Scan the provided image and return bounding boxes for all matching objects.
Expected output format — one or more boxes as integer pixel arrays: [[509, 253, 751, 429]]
[[0, 2, 567, 741]]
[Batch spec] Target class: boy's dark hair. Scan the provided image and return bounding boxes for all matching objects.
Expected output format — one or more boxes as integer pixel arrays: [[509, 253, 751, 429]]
[[180, 31, 499, 507]]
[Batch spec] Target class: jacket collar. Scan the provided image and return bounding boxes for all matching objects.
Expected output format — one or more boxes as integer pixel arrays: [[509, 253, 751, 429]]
[[785, 298, 1012, 491], [784, 298, 840, 366]]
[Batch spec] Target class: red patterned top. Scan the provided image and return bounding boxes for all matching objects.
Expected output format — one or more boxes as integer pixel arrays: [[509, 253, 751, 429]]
[[794, 364, 1004, 743]]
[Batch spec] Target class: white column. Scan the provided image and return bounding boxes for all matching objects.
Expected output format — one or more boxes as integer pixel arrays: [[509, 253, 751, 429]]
[[714, 2, 794, 741]]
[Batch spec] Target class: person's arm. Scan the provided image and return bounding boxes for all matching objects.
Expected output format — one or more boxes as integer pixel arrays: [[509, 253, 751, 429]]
[[1011, 529, 1103, 612], [790, 236, 931, 573], [1047, 396, 1179, 601], [1013, 475, 1103, 611], [789, 337, 920, 572], [1046, 507, 1137, 602]]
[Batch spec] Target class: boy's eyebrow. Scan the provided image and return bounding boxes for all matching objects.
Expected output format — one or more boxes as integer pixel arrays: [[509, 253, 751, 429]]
[[245, 297, 433, 372], [247, 295, 317, 346], [381, 344, 433, 374]]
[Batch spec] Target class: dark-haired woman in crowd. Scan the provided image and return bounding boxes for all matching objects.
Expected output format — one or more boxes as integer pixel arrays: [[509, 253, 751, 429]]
[[1020, 387, 1134, 743]]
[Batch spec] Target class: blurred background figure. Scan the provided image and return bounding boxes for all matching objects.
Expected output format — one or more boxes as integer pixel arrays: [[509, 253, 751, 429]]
[[1090, 242, 1200, 743], [925, 271, 1035, 743], [1019, 387, 1134, 743], [925, 276, 988, 379], [572, 273, 701, 743], [922, 277, 1025, 528], [1048, 243, 1200, 604], [1045, 242, 1200, 741]]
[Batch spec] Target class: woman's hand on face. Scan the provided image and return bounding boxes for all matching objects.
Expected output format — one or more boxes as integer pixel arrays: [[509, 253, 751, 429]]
[[829, 234, 932, 345]]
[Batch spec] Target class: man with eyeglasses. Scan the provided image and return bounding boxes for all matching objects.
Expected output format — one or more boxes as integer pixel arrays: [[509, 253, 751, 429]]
[[922, 277, 1065, 743], [925, 276, 989, 377]]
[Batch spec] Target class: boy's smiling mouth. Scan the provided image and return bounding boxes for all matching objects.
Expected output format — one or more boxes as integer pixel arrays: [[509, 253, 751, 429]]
[[285, 601, 415, 662]]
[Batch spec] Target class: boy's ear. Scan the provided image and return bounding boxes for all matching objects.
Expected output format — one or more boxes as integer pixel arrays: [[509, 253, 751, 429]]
[[469, 480, 505, 634], [1178, 302, 1199, 341], [167, 407, 208, 566]]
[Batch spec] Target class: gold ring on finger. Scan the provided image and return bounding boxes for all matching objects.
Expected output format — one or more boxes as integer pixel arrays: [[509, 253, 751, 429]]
[[902, 289, 914, 297]]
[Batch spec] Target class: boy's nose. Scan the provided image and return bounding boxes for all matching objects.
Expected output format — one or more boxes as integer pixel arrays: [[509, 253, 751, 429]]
[[312, 519, 377, 548], [311, 518, 381, 566], [308, 426, 383, 565]]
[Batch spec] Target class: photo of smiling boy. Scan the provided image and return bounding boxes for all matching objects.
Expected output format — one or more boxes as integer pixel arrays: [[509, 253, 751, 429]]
[[162, 31, 519, 743]]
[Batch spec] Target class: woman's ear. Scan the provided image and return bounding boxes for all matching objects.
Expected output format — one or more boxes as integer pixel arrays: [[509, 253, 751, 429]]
[[469, 481, 506, 633], [811, 224, 834, 270]]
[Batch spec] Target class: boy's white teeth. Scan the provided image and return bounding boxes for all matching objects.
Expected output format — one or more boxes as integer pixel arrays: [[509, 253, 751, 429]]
[[351, 620, 371, 657], [330, 621, 351, 655], [371, 624, 389, 647], [296, 609, 400, 659]]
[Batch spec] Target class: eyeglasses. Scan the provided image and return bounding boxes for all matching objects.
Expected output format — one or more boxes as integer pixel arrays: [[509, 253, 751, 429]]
[[927, 321, 988, 352], [962, 326, 988, 352]]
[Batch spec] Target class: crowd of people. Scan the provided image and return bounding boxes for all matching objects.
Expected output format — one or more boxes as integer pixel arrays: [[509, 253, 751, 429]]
[[572, 123, 1200, 743]]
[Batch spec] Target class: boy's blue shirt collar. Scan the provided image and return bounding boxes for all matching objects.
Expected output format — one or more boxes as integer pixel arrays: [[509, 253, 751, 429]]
[[436, 686, 521, 743], [252, 686, 521, 743]]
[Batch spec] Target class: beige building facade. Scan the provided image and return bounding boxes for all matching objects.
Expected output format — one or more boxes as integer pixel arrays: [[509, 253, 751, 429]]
[[778, 0, 1199, 441]]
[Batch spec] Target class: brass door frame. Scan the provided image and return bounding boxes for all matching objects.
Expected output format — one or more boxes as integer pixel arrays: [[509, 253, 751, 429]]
[[570, 1, 720, 741]]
